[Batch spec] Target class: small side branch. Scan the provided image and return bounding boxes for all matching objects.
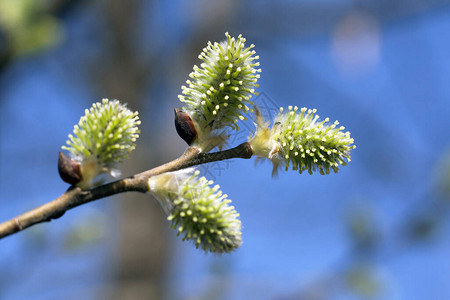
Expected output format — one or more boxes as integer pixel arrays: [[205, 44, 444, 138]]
[[0, 142, 253, 240]]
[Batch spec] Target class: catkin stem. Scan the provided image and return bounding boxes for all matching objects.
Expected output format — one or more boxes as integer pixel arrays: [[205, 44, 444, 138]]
[[0, 143, 253, 240]]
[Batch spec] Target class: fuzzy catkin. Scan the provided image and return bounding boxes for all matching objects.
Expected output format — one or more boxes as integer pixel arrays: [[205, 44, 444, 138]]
[[148, 170, 242, 253], [62, 99, 140, 188], [249, 106, 355, 175], [178, 32, 261, 151]]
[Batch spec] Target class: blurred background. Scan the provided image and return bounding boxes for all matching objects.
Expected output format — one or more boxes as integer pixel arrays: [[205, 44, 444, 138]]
[[1, 0, 450, 299]]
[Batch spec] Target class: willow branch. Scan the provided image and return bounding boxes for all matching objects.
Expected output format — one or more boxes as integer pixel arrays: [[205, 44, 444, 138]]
[[0, 142, 253, 240]]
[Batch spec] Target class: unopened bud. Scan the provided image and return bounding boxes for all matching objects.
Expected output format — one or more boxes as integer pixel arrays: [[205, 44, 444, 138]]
[[174, 108, 198, 145], [58, 152, 82, 185]]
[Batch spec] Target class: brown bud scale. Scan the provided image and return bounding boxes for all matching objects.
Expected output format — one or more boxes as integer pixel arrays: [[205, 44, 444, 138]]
[[58, 152, 82, 185], [174, 108, 198, 145]]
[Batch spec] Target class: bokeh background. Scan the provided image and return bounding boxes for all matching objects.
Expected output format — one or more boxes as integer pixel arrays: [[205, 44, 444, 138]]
[[1, 1, 450, 299]]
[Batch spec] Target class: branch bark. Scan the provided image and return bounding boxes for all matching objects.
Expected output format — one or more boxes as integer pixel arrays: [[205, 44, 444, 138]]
[[0, 142, 253, 240]]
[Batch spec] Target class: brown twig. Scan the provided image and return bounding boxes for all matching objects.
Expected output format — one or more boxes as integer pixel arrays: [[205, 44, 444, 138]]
[[0, 142, 253, 240]]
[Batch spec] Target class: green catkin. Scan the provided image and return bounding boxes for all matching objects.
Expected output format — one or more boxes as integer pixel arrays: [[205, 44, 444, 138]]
[[62, 99, 140, 188], [148, 170, 242, 253], [249, 106, 355, 175], [178, 32, 261, 151]]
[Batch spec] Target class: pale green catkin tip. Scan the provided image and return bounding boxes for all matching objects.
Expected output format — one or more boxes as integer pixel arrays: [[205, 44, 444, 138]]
[[249, 106, 355, 175], [62, 99, 140, 187], [148, 170, 242, 253], [178, 33, 261, 151]]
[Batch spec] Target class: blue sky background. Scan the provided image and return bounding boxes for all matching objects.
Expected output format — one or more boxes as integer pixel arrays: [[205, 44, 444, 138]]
[[1, 1, 450, 299]]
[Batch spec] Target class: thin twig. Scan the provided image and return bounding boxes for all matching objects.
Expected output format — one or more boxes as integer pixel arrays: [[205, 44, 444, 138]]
[[0, 142, 253, 240]]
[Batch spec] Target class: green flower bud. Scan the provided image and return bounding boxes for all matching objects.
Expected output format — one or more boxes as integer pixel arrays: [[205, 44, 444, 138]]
[[249, 106, 356, 175], [148, 170, 242, 253], [178, 32, 261, 152], [62, 99, 140, 188]]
